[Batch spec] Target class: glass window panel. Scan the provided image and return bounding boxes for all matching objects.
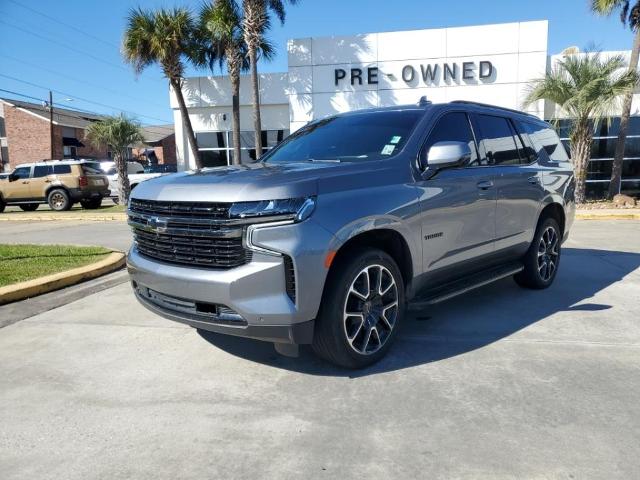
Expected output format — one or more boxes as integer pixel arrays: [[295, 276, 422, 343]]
[[33, 165, 53, 177], [13, 166, 31, 179], [476, 114, 520, 166], [199, 150, 228, 167], [229, 131, 255, 149], [422, 112, 479, 167], [519, 121, 569, 162], [264, 110, 422, 163], [53, 164, 72, 174], [196, 132, 227, 149], [229, 149, 255, 165]]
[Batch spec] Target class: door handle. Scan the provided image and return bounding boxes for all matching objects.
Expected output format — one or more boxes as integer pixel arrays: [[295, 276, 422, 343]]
[[528, 176, 539, 185], [476, 180, 494, 190], [21, 181, 29, 184]]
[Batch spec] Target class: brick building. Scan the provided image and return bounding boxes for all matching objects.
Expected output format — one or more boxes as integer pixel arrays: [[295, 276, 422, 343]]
[[0, 99, 177, 172], [131, 125, 176, 165], [0, 98, 108, 171]]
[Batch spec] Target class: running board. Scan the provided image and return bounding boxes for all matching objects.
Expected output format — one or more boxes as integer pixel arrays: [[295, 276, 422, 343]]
[[408, 262, 524, 310]]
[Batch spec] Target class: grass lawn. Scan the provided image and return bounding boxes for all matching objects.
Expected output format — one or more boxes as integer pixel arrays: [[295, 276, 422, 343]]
[[0, 244, 112, 287], [2, 204, 126, 216]]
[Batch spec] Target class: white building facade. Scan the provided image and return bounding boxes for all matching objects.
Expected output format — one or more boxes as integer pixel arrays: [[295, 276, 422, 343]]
[[171, 20, 640, 197]]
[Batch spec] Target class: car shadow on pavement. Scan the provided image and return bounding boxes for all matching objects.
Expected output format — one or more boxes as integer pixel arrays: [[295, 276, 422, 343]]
[[198, 247, 640, 377]]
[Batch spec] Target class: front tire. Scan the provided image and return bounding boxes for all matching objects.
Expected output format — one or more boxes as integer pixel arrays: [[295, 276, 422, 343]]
[[19, 203, 39, 212], [0, 198, 5, 213], [47, 189, 71, 211], [515, 217, 561, 289], [312, 248, 405, 369]]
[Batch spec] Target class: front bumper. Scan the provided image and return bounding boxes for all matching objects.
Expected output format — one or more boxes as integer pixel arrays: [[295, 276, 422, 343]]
[[126, 219, 334, 344]]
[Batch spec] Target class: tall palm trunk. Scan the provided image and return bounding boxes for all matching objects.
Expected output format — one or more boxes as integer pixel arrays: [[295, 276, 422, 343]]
[[115, 150, 131, 205], [571, 118, 594, 204], [609, 30, 640, 199], [243, 0, 264, 159], [228, 50, 242, 165], [170, 77, 202, 169], [609, 29, 640, 198]]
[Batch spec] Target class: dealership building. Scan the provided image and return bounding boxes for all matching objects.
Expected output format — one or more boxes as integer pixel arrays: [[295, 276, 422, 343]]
[[171, 20, 640, 197]]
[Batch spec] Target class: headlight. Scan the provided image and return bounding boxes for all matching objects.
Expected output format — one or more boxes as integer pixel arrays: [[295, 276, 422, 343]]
[[229, 197, 316, 222]]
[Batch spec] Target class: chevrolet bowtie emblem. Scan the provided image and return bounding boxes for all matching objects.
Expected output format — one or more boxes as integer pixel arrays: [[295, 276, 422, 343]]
[[148, 216, 168, 233]]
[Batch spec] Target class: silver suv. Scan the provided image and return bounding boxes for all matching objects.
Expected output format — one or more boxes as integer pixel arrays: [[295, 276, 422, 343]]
[[127, 100, 575, 368]]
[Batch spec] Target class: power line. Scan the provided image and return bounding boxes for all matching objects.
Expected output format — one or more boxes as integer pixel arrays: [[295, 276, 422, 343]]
[[0, 73, 173, 124], [0, 53, 169, 110], [0, 18, 137, 76], [0, 88, 45, 103], [5, 0, 120, 50]]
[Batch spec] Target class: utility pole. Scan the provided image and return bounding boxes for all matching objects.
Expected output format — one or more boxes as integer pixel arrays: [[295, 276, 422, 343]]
[[49, 91, 54, 158]]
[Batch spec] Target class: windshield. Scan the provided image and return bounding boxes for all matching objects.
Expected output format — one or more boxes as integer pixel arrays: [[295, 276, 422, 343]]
[[263, 109, 423, 163]]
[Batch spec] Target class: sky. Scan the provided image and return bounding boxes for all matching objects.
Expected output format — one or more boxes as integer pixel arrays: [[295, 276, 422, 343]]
[[0, 0, 636, 126]]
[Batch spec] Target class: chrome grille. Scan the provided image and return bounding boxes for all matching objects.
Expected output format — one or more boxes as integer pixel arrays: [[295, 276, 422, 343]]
[[128, 199, 250, 269], [129, 198, 232, 219]]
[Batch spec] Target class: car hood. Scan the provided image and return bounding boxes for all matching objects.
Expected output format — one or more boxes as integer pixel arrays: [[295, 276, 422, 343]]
[[130, 161, 373, 203]]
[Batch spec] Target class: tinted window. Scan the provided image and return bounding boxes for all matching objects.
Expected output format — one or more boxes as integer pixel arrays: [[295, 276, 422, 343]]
[[196, 132, 227, 149], [512, 127, 537, 164], [264, 110, 422, 163], [53, 164, 72, 174], [33, 165, 53, 177], [519, 121, 569, 162], [81, 163, 103, 175], [422, 112, 478, 168], [476, 115, 520, 166], [13, 167, 31, 179]]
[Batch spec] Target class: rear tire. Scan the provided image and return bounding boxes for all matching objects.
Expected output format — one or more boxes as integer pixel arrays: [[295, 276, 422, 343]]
[[514, 217, 561, 289], [0, 198, 5, 213], [47, 189, 71, 211], [312, 248, 405, 369], [19, 203, 39, 212], [80, 198, 102, 209]]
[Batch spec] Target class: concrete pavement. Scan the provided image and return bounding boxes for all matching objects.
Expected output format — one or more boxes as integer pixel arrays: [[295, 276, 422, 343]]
[[0, 220, 132, 252], [0, 221, 639, 479]]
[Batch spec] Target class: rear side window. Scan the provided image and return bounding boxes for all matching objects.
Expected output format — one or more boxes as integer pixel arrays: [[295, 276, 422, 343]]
[[422, 112, 478, 167], [33, 165, 53, 177], [518, 121, 569, 162], [475, 114, 520, 166], [81, 163, 103, 175], [53, 165, 72, 175]]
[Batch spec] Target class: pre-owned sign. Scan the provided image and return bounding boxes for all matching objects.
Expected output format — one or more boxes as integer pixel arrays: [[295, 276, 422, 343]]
[[334, 61, 495, 86]]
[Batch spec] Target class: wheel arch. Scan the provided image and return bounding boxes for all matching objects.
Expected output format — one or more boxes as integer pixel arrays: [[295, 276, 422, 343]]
[[538, 201, 566, 237], [326, 228, 415, 297], [45, 184, 70, 198]]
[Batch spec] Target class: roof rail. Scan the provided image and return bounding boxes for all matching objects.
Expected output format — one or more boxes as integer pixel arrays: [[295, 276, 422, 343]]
[[449, 100, 540, 119], [417, 96, 432, 107]]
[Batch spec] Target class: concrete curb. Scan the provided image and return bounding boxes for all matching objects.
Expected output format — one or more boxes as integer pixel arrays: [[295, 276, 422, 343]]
[[0, 214, 127, 222], [576, 213, 640, 220], [0, 251, 126, 305]]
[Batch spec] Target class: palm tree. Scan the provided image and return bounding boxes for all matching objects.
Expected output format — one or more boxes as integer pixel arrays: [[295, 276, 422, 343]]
[[524, 52, 639, 203], [242, 0, 298, 158], [86, 114, 144, 204], [591, 1, 640, 198], [197, 0, 274, 165], [123, 7, 203, 169]]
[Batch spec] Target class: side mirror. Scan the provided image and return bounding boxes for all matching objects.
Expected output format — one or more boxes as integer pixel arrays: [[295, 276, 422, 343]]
[[423, 141, 471, 178], [8, 173, 18, 182]]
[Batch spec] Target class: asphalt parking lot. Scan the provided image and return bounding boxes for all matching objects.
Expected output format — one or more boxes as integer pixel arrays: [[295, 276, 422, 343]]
[[0, 220, 639, 479]]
